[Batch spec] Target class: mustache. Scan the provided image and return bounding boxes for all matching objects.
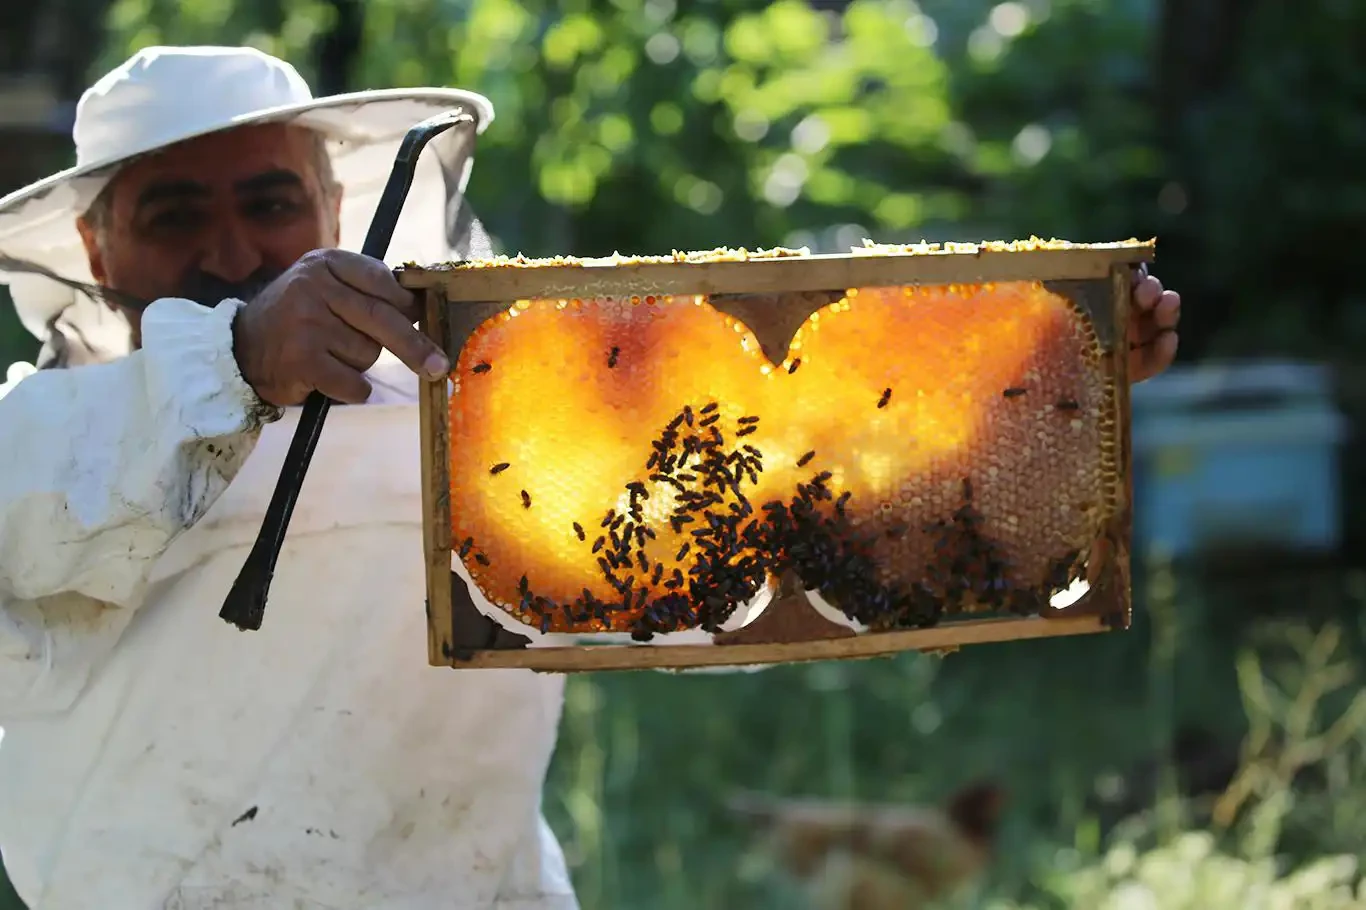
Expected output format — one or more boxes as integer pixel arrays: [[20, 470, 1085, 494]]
[[176, 267, 282, 309], [0, 253, 282, 312]]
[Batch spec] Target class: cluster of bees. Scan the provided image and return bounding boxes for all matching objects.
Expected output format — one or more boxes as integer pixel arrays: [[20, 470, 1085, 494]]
[[458, 381, 1090, 640]]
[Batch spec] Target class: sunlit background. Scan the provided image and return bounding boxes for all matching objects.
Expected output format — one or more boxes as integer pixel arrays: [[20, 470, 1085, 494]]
[[3, 0, 1366, 906]]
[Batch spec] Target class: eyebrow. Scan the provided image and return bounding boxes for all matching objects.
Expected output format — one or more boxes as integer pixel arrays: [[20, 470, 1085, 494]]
[[235, 169, 307, 195], [134, 169, 309, 215]]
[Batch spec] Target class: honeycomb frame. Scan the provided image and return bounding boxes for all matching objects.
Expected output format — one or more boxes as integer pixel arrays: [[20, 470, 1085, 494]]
[[398, 241, 1152, 672]]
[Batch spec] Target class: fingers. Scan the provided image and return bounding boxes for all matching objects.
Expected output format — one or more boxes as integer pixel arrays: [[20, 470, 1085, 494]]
[[1153, 289, 1181, 329], [1134, 274, 1163, 311], [1127, 268, 1181, 383], [312, 352, 375, 404], [323, 320, 384, 371], [1153, 327, 1178, 365], [311, 250, 450, 379], [318, 250, 420, 322], [1130, 328, 1178, 383], [235, 249, 454, 406], [326, 291, 450, 379]]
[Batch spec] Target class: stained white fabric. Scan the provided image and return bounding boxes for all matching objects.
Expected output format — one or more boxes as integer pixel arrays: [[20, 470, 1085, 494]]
[[0, 298, 576, 908]]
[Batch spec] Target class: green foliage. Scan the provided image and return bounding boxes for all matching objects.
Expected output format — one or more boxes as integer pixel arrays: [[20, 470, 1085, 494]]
[[0, 290, 36, 369], [994, 621, 1366, 910], [100, 0, 969, 258], [995, 834, 1366, 910], [95, 0, 1025, 261], [1173, 2, 1366, 359], [531, 563, 1366, 908]]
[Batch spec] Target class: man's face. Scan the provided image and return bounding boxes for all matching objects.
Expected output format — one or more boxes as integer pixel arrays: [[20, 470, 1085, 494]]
[[77, 123, 341, 346]]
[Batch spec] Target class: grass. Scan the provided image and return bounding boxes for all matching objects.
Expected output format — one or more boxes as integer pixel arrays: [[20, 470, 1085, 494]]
[[542, 553, 1366, 908]]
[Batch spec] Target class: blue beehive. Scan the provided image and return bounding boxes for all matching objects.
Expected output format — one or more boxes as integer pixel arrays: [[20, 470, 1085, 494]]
[[1130, 361, 1347, 560]]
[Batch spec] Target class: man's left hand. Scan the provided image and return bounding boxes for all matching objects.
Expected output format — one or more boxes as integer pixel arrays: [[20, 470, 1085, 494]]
[[1130, 267, 1181, 383]]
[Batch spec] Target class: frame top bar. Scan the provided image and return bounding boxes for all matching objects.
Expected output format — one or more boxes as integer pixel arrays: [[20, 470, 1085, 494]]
[[395, 239, 1155, 302]]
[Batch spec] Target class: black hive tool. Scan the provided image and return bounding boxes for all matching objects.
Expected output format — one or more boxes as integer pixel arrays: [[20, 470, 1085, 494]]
[[218, 109, 475, 631]]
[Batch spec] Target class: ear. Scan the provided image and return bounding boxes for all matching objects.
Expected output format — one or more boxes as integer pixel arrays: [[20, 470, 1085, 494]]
[[75, 216, 109, 287]]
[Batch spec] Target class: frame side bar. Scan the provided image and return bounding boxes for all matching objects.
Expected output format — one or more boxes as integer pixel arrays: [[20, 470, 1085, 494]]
[[419, 285, 456, 665]]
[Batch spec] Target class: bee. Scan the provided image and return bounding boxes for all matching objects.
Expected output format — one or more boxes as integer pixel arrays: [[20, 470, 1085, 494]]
[[474, 552, 491, 566], [877, 388, 892, 408], [787, 358, 802, 374], [738, 415, 760, 425], [490, 462, 511, 475], [1046, 549, 1082, 592], [701, 401, 719, 415], [1003, 387, 1027, 399], [796, 450, 816, 468], [736, 425, 757, 438], [472, 361, 491, 374], [521, 490, 532, 509], [1057, 398, 1080, 412], [458, 537, 474, 558], [573, 522, 586, 541], [607, 346, 620, 368]]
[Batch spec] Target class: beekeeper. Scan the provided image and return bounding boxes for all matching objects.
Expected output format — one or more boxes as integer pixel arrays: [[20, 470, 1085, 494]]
[[0, 46, 576, 909]]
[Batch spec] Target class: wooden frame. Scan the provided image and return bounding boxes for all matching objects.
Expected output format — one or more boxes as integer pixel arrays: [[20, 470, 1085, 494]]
[[405, 242, 1153, 672]]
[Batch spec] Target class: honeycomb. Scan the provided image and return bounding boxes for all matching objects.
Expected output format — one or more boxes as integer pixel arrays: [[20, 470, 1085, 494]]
[[447, 272, 1119, 639]]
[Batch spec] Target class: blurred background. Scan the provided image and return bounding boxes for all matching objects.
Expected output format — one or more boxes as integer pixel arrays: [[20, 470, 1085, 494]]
[[3, 0, 1366, 906]]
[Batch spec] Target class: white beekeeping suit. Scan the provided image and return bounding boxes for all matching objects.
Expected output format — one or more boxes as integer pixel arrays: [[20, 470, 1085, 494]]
[[0, 46, 576, 910]]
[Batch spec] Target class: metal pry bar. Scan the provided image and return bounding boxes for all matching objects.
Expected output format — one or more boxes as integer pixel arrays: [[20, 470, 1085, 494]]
[[218, 108, 475, 631]]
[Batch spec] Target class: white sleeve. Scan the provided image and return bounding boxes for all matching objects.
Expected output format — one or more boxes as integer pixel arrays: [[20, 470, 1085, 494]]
[[0, 298, 275, 713]]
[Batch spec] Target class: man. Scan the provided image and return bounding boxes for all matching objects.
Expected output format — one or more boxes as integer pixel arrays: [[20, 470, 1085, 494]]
[[0, 46, 575, 909], [0, 45, 1181, 910]]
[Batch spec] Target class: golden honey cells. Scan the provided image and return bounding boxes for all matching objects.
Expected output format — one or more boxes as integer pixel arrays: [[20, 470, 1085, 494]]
[[447, 280, 1115, 639]]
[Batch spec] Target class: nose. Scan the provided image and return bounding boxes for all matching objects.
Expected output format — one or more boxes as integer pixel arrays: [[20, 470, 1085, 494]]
[[200, 216, 263, 282]]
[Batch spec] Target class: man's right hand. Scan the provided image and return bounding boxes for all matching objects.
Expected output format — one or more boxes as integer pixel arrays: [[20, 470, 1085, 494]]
[[232, 249, 451, 407]]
